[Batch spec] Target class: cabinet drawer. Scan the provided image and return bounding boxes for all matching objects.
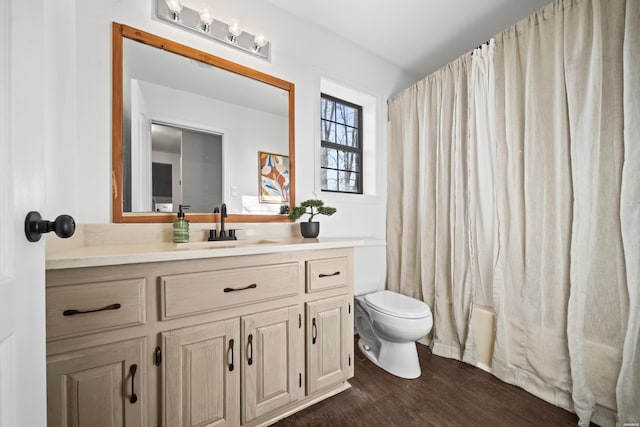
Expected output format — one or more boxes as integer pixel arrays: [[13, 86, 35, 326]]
[[161, 262, 299, 319], [46, 278, 146, 340], [306, 257, 348, 292]]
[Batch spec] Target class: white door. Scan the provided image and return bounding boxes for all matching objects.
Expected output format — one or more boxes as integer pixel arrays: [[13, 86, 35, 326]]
[[0, 1, 48, 426]]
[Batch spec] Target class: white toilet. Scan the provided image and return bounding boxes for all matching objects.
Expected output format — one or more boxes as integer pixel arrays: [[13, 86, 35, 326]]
[[355, 290, 432, 379], [354, 243, 433, 379]]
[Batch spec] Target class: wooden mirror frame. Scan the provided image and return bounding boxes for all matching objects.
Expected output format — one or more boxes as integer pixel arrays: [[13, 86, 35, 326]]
[[112, 23, 295, 223]]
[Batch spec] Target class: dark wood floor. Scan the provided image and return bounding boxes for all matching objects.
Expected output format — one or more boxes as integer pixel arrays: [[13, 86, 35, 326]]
[[276, 338, 582, 427]]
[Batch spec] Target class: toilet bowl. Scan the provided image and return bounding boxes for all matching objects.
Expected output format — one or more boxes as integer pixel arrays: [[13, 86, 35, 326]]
[[355, 290, 432, 379]]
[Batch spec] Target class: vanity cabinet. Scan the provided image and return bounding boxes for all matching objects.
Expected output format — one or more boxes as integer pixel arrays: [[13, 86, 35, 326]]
[[162, 318, 239, 427], [306, 295, 353, 394], [241, 306, 303, 423], [45, 246, 355, 427], [46, 337, 146, 427], [161, 306, 303, 427]]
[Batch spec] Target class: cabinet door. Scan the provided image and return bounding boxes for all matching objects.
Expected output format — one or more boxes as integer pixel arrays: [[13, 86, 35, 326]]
[[242, 306, 303, 424], [306, 295, 353, 394], [47, 337, 146, 427], [162, 319, 240, 427]]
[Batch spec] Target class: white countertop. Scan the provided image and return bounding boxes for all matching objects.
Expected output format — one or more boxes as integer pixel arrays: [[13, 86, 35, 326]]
[[46, 237, 364, 270]]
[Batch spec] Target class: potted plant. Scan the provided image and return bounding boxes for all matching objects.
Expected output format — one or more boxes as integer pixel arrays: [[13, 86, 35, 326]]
[[288, 199, 336, 238]]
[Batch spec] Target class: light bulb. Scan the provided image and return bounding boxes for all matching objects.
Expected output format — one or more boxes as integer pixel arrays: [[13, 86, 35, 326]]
[[165, 0, 183, 21], [254, 34, 267, 52], [228, 21, 242, 43], [199, 7, 214, 32]]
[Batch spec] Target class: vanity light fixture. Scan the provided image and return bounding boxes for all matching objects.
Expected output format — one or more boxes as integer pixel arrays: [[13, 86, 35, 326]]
[[199, 7, 214, 33], [164, 0, 183, 21], [156, 0, 271, 61]]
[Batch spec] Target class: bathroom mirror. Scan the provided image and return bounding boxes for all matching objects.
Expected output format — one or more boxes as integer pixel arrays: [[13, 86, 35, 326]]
[[112, 23, 295, 223]]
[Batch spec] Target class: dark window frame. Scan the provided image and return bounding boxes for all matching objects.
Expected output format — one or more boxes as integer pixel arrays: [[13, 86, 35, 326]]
[[320, 93, 364, 194]]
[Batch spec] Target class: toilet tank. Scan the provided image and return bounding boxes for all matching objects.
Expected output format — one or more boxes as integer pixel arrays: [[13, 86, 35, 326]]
[[354, 240, 386, 296]]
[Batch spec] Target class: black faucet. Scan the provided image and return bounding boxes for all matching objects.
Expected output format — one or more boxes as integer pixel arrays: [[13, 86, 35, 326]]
[[208, 203, 237, 241], [220, 203, 227, 237]]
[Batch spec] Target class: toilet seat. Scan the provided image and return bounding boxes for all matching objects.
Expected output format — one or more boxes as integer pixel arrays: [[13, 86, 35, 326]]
[[364, 290, 431, 319]]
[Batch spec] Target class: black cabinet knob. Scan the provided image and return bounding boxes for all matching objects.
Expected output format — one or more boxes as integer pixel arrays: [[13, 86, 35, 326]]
[[25, 211, 76, 242]]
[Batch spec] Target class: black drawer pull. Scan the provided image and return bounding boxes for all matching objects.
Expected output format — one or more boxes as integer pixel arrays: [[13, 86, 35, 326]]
[[129, 364, 138, 404], [223, 283, 257, 293], [319, 271, 340, 278], [312, 318, 317, 344], [247, 334, 253, 365], [63, 303, 121, 316], [154, 346, 162, 366], [228, 339, 235, 372]]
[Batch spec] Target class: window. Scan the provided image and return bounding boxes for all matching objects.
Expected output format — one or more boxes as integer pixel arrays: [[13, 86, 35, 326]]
[[320, 93, 363, 194]]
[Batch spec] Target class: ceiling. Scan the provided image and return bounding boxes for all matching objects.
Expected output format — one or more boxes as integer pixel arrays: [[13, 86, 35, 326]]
[[267, 0, 553, 79]]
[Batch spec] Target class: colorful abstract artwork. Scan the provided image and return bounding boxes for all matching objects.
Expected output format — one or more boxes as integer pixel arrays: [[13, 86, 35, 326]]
[[259, 151, 290, 203]]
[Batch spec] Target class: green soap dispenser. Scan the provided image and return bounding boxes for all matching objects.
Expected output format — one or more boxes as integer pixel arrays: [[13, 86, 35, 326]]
[[173, 204, 191, 243]]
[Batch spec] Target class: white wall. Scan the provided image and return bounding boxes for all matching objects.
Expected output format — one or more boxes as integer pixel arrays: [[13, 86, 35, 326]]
[[44, 0, 415, 241]]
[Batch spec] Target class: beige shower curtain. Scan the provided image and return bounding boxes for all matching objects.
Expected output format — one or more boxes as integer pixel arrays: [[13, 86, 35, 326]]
[[386, 1, 639, 425], [387, 54, 478, 363]]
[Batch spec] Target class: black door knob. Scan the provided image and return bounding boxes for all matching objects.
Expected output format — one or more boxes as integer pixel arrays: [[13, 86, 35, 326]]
[[25, 211, 76, 242]]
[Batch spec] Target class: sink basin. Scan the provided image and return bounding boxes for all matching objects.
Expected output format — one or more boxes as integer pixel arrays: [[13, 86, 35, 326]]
[[174, 239, 279, 251]]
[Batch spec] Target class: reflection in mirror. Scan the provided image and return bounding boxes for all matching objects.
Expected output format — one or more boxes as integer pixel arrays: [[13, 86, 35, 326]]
[[113, 23, 295, 223], [146, 123, 223, 213]]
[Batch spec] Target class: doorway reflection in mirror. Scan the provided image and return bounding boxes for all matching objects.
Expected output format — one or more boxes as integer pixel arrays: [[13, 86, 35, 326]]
[[133, 123, 223, 214]]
